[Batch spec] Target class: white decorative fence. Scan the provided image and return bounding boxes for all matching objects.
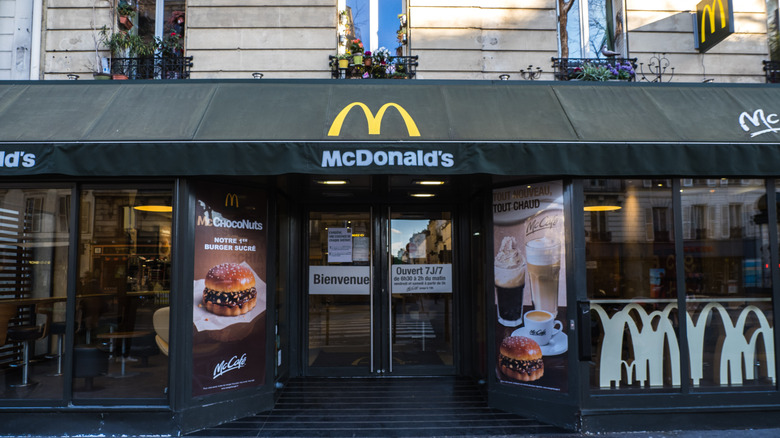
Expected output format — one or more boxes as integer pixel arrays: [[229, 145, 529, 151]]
[[591, 300, 775, 388]]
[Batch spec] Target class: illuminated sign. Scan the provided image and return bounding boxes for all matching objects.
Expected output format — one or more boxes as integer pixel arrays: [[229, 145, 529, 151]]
[[225, 193, 239, 208], [694, 0, 734, 53], [328, 102, 420, 137]]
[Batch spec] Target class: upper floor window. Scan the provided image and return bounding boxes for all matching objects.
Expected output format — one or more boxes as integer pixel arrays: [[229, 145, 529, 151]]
[[768, 0, 780, 61], [343, 0, 406, 56], [558, 0, 625, 58]]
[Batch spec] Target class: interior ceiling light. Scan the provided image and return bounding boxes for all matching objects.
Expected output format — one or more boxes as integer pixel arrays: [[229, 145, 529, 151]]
[[411, 193, 436, 198], [583, 206, 621, 212], [134, 205, 173, 212], [414, 180, 445, 186], [316, 180, 349, 185]]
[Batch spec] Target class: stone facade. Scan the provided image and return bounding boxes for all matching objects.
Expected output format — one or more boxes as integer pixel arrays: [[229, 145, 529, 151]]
[[19, 0, 775, 82]]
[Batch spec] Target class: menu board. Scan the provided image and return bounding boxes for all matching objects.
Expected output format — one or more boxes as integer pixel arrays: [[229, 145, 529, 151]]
[[191, 183, 267, 397]]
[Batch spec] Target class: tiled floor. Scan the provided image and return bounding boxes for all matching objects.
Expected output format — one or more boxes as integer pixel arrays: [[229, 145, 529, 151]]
[[187, 376, 571, 437]]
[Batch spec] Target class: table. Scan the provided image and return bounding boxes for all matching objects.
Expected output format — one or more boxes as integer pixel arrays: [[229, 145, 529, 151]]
[[96, 330, 152, 377]]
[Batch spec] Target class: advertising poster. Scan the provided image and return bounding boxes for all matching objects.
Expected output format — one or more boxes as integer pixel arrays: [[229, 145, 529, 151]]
[[192, 183, 267, 397], [493, 181, 568, 392]]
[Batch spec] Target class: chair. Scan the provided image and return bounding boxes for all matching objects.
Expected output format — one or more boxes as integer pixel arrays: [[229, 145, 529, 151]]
[[46, 321, 66, 376], [73, 345, 109, 391], [153, 307, 169, 356], [5, 303, 49, 388]]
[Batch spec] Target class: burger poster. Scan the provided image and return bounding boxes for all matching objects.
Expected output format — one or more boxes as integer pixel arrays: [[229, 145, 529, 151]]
[[492, 181, 568, 392], [192, 183, 267, 397]]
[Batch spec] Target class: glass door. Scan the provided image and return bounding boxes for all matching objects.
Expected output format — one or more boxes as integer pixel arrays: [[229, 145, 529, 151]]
[[305, 207, 454, 375], [306, 210, 374, 374], [388, 210, 454, 372]]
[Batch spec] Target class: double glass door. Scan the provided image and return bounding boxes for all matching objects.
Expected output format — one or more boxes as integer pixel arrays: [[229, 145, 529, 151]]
[[306, 207, 454, 375]]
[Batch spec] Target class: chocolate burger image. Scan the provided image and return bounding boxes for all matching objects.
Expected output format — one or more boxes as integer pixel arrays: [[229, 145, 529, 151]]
[[202, 263, 257, 316], [498, 335, 544, 382]]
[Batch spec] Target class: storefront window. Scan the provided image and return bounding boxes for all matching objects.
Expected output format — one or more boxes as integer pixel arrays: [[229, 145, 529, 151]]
[[586, 179, 679, 390], [73, 188, 171, 400], [0, 188, 70, 400], [586, 178, 776, 392], [683, 179, 774, 390]]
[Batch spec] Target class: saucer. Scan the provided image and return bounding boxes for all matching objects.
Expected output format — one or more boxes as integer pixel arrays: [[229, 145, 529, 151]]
[[510, 327, 568, 356]]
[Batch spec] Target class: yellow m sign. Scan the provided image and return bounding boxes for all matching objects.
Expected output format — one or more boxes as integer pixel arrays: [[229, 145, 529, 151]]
[[328, 102, 420, 137], [225, 193, 239, 208], [700, 0, 726, 43]]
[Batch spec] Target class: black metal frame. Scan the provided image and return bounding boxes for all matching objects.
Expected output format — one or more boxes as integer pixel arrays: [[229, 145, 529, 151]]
[[551, 57, 638, 81], [329, 55, 419, 79], [764, 61, 780, 83], [110, 55, 193, 80]]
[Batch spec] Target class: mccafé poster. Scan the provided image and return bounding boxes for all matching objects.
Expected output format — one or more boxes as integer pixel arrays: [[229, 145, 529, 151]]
[[492, 181, 568, 392], [192, 182, 267, 397]]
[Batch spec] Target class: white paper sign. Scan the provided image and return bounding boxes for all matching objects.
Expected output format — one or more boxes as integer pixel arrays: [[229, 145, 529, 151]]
[[391, 264, 452, 293], [328, 228, 352, 263], [309, 266, 371, 295]]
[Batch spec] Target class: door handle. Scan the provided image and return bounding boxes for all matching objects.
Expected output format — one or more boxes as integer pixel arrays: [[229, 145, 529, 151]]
[[577, 301, 592, 362]]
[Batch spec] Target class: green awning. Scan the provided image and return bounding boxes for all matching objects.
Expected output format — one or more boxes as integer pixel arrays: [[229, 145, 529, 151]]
[[1, 80, 780, 176]]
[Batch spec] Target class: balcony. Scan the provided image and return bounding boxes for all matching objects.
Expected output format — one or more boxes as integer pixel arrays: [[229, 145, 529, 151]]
[[329, 55, 418, 79], [763, 61, 780, 83], [551, 57, 638, 81], [109, 55, 193, 80]]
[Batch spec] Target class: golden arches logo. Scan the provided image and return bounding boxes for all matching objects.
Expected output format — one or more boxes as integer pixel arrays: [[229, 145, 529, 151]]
[[328, 102, 420, 137], [225, 193, 239, 208], [700, 0, 726, 43]]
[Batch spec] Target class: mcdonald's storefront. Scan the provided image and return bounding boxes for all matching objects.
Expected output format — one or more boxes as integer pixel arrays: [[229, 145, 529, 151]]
[[3, 79, 780, 435]]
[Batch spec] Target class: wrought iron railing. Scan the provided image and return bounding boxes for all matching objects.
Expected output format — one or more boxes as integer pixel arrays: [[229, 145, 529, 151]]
[[763, 61, 780, 83], [551, 57, 638, 81], [329, 55, 418, 79], [109, 55, 193, 80]]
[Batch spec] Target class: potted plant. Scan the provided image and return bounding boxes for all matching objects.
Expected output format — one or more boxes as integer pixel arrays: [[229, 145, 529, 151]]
[[337, 53, 350, 69], [363, 51, 372, 66], [575, 62, 612, 81], [117, 0, 135, 30], [349, 38, 364, 64]]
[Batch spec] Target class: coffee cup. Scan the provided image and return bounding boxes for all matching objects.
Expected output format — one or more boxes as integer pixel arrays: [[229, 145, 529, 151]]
[[523, 310, 562, 346]]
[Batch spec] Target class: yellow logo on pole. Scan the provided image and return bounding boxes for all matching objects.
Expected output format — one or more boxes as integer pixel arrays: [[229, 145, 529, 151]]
[[328, 102, 420, 137], [225, 193, 239, 208]]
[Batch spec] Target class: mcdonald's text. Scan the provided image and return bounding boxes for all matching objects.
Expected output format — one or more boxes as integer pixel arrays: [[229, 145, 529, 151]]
[[321, 149, 454, 168]]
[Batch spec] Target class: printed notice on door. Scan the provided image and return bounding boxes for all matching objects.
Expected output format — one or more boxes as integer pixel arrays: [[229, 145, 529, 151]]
[[328, 228, 352, 263], [391, 264, 452, 294]]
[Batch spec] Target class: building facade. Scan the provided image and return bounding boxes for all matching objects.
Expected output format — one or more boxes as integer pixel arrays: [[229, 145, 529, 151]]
[[2, 1, 780, 436]]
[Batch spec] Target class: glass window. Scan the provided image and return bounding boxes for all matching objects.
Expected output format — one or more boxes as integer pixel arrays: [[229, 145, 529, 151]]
[[683, 179, 774, 390], [586, 178, 776, 392], [0, 188, 70, 400], [559, 0, 613, 58], [343, 0, 405, 55], [73, 188, 172, 400], [585, 179, 679, 391], [135, 0, 186, 52]]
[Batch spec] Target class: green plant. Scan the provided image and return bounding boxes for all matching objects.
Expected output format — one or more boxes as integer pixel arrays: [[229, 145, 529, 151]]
[[100, 26, 155, 57], [575, 62, 612, 81], [156, 31, 182, 56], [348, 38, 363, 54], [117, 0, 134, 16]]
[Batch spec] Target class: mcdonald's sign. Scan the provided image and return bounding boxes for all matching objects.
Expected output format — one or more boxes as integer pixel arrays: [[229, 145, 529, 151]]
[[694, 0, 733, 53], [225, 193, 239, 208], [328, 102, 420, 137]]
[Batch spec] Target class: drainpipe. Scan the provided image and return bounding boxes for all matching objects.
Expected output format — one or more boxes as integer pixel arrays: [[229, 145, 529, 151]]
[[29, 0, 42, 79]]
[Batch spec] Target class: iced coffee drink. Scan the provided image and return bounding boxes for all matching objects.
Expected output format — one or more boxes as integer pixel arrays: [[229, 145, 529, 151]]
[[526, 236, 561, 317]]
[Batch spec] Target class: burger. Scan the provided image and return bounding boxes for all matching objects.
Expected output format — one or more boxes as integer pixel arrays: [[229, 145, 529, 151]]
[[498, 336, 544, 382], [202, 263, 257, 316]]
